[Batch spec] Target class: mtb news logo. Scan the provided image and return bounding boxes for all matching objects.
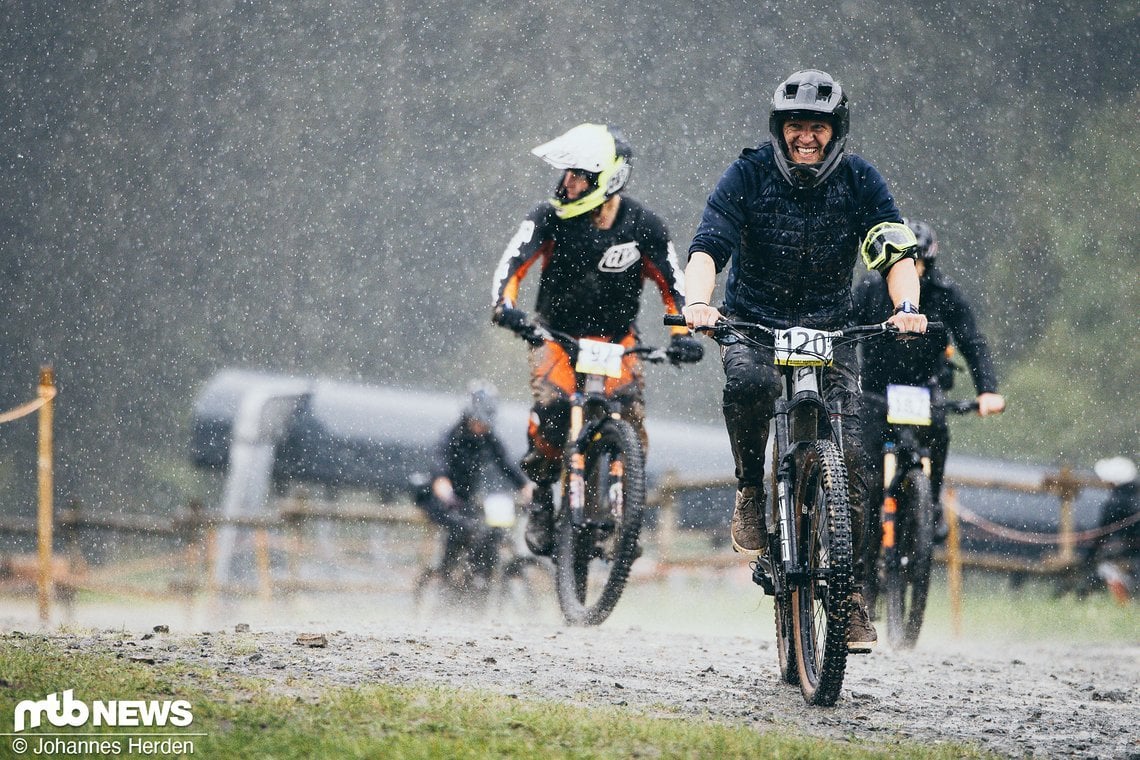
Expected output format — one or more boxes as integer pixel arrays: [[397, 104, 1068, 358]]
[[13, 689, 193, 732]]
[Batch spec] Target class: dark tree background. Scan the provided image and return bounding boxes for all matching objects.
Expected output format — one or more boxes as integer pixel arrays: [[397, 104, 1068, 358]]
[[1, 1, 1136, 515]]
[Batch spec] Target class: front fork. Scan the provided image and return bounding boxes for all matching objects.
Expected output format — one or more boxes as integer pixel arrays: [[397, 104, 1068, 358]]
[[769, 399, 798, 593], [563, 391, 624, 529], [565, 402, 587, 526]]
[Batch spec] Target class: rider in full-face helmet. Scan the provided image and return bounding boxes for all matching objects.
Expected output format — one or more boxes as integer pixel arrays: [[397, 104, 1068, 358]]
[[854, 217, 1006, 557], [491, 123, 704, 556], [680, 69, 929, 651]]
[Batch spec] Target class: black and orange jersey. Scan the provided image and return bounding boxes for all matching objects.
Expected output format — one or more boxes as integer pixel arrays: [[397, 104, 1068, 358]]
[[491, 196, 687, 338]]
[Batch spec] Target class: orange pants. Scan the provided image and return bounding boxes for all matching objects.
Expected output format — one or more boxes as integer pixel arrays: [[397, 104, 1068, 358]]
[[524, 333, 646, 478]]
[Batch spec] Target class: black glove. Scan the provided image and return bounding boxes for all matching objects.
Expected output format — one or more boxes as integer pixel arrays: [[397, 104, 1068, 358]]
[[668, 333, 704, 364], [494, 306, 530, 334]]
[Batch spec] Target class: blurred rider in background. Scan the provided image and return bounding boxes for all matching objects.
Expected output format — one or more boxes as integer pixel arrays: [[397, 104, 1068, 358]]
[[853, 218, 1005, 562], [416, 382, 533, 590], [491, 123, 703, 556], [1079, 456, 1139, 602]]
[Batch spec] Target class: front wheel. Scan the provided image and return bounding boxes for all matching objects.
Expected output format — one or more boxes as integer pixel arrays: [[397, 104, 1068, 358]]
[[554, 417, 646, 626], [885, 469, 934, 649], [790, 439, 853, 706]]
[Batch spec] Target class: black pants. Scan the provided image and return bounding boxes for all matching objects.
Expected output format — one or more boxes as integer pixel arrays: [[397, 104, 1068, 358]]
[[859, 394, 951, 576], [419, 496, 497, 583], [721, 340, 871, 582]]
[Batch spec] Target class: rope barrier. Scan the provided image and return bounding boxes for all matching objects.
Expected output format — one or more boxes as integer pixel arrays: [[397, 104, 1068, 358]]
[[0, 387, 57, 424], [954, 502, 1140, 547]]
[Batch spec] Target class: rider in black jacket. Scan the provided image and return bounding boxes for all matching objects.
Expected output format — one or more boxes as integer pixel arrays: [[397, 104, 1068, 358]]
[[681, 69, 929, 649], [853, 219, 1005, 553]]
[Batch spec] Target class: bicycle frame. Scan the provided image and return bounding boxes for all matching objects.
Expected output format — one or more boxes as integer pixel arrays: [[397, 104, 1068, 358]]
[[528, 326, 667, 529], [880, 424, 928, 560], [771, 361, 841, 591], [562, 341, 630, 529], [565, 373, 623, 529]]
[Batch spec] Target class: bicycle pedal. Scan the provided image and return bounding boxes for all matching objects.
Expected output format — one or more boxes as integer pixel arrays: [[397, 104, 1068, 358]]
[[847, 644, 875, 655], [751, 557, 775, 595]]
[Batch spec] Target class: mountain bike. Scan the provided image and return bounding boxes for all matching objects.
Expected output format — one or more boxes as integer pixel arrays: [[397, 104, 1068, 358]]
[[862, 384, 979, 648], [666, 314, 936, 705], [512, 322, 683, 626], [411, 487, 548, 618]]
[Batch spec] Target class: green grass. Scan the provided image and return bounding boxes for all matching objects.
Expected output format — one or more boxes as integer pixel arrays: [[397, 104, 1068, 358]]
[[912, 568, 1138, 644], [0, 636, 993, 760]]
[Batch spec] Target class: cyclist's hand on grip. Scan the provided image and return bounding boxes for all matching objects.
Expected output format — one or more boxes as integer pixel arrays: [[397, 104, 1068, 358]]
[[886, 310, 928, 335], [681, 301, 722, 330], [977, 392, 1006, 417], [494, 305, 530, 333], [667, 333, 705, 365]]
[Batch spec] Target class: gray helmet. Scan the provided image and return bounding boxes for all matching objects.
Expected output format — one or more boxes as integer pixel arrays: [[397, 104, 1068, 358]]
[[464, 381, 499, 426], [768, 69, 850, 188], [903, 218, 939, 263]]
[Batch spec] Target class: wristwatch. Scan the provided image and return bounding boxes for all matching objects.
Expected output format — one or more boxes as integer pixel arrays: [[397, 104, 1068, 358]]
[[894, 300, 920, 315]]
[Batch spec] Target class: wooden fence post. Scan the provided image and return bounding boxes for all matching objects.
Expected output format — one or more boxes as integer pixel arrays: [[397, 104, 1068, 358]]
[[36, 366, 56, 625], [657, 472, 678, 568], [945, 487, 963, 639]]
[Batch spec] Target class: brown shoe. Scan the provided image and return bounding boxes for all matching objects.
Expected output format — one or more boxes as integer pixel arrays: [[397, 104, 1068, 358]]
[[847, 592, 878, 653], [730, 486, 765, 556]]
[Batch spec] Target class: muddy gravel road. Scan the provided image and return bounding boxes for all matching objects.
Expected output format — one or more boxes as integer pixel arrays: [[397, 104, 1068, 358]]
[[11, 586, 1138, 760]]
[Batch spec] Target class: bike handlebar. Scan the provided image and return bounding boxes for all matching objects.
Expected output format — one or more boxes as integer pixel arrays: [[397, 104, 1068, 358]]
[[664, 314, 944, 339], [508, 320, 674, 364], [943, 399, 980, 415], [862, 390, 980, 417]]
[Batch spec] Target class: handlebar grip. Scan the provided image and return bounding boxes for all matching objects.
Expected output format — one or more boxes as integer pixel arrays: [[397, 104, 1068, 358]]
[[926, 321, 944, 332], [663, 314, 687, 327]]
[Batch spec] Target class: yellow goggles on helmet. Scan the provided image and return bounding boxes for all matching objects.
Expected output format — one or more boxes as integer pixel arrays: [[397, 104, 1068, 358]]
[[532, 123, 631, 219], [860, 222, 918, 272]]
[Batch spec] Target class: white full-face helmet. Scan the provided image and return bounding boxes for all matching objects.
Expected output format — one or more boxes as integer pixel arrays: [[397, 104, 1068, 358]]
[[531, 123, 633, 219]]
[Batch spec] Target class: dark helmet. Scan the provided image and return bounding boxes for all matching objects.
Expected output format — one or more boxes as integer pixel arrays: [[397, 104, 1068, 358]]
[[903, 218, 939, 263], [464, 381, 499, 426], [531, 123, 633, 218], [768, 69, 850, 188]]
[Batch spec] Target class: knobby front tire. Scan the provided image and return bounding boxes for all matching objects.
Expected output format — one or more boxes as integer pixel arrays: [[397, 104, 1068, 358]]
[[790, 439, 853, 706], [554, 418, 646, 626], [885, 469, 934, 649]]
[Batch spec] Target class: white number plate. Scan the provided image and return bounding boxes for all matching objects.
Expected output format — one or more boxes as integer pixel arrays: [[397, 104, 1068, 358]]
[[886, 384, 932, 426], [774, 328, 833, 366], [575, 338, 625, 378], [482, 493, 516, 528]]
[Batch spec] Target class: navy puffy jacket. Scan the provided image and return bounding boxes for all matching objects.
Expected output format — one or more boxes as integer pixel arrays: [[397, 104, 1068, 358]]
[[689, 142, 903, 330]]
